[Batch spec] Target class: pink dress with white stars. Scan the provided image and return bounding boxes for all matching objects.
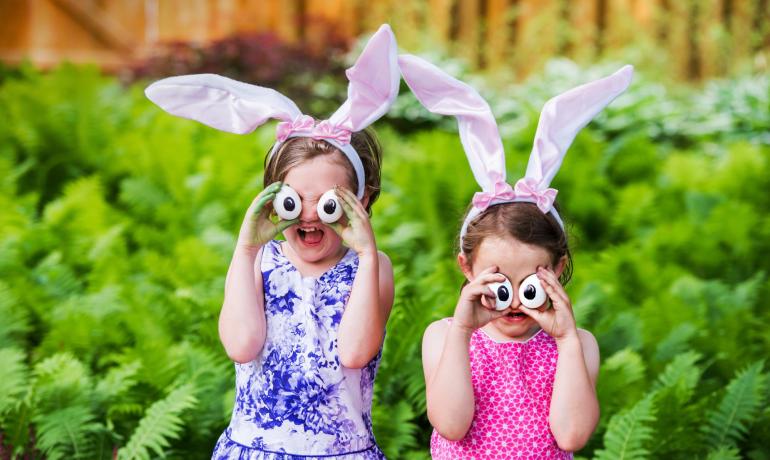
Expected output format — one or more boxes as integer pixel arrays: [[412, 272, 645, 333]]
[[430, 325, 572, 460]]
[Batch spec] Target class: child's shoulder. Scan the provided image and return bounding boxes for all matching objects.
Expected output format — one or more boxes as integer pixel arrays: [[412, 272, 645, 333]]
[[423, 318, 453, 343], [575, 328, 598, 351]]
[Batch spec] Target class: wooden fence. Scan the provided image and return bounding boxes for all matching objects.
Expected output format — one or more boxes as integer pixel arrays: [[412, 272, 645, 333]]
[[1, 0, 768, 80]]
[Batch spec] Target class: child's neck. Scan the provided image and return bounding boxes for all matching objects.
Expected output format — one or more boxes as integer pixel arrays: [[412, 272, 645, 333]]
[[280, 242, 349, 278], [481, 322, 542, 343]]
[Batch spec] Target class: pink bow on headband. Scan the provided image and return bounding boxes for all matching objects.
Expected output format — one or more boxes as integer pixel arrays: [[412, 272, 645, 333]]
[[471, 172, 516, 210], [512, 177, 558, 213], [275, 116, 353, 145], [472, 173, 557, 213]]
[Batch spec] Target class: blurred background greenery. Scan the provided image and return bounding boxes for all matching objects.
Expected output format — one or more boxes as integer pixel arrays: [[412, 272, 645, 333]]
[[1, 1, 769, 459]]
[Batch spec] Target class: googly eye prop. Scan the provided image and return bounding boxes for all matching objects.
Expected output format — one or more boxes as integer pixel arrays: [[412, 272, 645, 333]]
[[144, 24, 401, 200], [489, 273, 547, 311], [272, 185, 344, 224], [518, 273, 547, 309], [397, 55, 633, 240]]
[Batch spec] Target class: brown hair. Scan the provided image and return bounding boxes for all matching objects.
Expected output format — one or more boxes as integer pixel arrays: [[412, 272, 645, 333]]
[[460, 202, 573, 285], [263, 128, 383, 213]]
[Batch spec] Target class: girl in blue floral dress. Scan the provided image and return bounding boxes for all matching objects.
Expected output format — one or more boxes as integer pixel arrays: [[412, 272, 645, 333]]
[[145, 25, 399, 459]]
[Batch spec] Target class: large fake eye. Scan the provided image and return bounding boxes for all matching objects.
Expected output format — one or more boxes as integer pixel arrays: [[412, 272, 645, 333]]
[[317, 190, 343, 223], [273, 185, 301, 220], [489, 276, 514, 311], [518, 273, 546, 309]]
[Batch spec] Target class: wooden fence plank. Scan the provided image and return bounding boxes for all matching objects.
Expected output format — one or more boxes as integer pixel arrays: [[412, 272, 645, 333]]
[[485, 0, 509, 69], [514, 0, 559, 78], [458, 0, 480, 66], [428, 0, 453, 44], [567, 0, 599, 62]]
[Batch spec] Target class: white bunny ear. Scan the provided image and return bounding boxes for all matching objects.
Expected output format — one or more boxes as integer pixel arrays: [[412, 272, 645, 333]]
[[145, 73, 302, 134], [327, 24, 400, 131], [398, 54, 505, 192], [526, 65, 634, 188]]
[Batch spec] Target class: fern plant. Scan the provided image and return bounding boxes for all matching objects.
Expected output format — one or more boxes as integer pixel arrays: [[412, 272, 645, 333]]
[[118, 383, 198, 460], [702, 361, 768, 451], [594, 394, 657, 460]]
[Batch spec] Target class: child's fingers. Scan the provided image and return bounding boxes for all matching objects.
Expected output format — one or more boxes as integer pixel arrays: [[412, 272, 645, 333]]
[[326, 222, 345, 237], [335, 186, 368, 222], [537, 268, 570, 308], [275, 218, 299, 233], [518, 304, 549, 323], [474, 272, 506, 286], [253, 182, 283, 213], [476, 266, 500, 277]]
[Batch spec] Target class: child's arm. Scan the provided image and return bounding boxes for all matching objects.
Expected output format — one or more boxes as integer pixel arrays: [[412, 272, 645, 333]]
[[422, 268, 507, 440], [332, 187, 395, 369], [522, 266, 600, 452], [218, 183, 297, 363], [550, 328, 600, 452]]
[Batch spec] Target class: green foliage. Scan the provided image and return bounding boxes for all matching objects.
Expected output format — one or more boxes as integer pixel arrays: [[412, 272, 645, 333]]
[[703, 361, 768, 450], [118, 384, 198, 460], [1, 59, 769, 458], [595, 394, 657, 460]]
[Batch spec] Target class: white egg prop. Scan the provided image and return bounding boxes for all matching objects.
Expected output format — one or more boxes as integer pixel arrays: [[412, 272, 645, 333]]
[[489, 277, 514, 311], [317, 189, 343, 223], [518, 273, 546, 309], [274, 185, 301, 220]]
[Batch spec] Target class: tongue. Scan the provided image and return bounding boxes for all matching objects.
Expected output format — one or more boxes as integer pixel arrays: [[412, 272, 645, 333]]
[[303, 230, 323, 244]]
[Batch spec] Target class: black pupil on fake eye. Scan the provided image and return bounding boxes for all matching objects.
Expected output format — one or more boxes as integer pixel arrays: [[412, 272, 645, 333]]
[[523, 285, 537, 300], [323, 199, 336, 215], [497, 285, 510, 302], [283, 197, 295, 211]]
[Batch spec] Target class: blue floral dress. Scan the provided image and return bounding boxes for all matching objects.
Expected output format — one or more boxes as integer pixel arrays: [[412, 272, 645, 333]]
[[213, 240, 385, 459]]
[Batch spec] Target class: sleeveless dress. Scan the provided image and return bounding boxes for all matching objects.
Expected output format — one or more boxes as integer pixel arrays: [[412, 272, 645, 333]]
[[431, 326, 572, 460], [213, 240, 385, 459]]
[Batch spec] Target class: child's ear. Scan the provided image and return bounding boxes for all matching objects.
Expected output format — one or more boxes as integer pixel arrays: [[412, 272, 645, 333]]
[[554, 255, 568, 278], [457, 252, 474, 282]]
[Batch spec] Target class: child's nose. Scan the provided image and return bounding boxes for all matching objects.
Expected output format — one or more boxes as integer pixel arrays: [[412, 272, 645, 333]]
[[299, 199, 319, 222]]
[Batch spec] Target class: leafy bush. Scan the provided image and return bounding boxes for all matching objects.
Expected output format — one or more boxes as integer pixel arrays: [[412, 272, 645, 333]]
[[0, 59, 769, 459]]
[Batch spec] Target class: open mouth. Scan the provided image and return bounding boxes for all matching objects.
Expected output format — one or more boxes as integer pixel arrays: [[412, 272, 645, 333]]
[[505, 311, 527, 320], [297, 226, 324, 245]]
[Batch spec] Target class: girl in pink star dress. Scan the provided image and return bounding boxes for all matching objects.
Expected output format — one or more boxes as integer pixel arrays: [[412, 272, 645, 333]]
[[399, 56, 633, 459]]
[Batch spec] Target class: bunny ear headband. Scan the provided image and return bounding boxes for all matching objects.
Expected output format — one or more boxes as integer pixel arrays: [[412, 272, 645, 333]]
[[144, 24, 400, 199], [398, 55, 633, 239]]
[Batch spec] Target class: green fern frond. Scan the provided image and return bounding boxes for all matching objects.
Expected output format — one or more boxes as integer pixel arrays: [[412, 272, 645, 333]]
[[703, 360, 767, 449], [373, 400, 420, 458], [0, 347, 28, 419], [597, 348, 646, 430], [595, 394, 657, 460], [651, 351, 703, 402], [118, 383, 198, 460], [0, 282, 29, 347], [33, 352, 92, 410], [705, 446, 741, 460], [95, 360, 141, 402], [33, 405, 103, 460]]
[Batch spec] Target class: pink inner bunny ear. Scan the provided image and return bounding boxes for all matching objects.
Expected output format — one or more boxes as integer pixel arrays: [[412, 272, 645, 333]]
[[145, 74, 302, 134], [526, 65, 634, 187], [327, 24, 400, 131], [398, 54, 505, 191]]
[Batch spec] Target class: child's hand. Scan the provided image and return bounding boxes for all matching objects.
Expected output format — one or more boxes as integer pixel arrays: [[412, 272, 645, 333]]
[[453, 267, 508, 332], [327, 186, 377, 257], [237, 182, 299, 250], [519, 267, 578, 342]]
